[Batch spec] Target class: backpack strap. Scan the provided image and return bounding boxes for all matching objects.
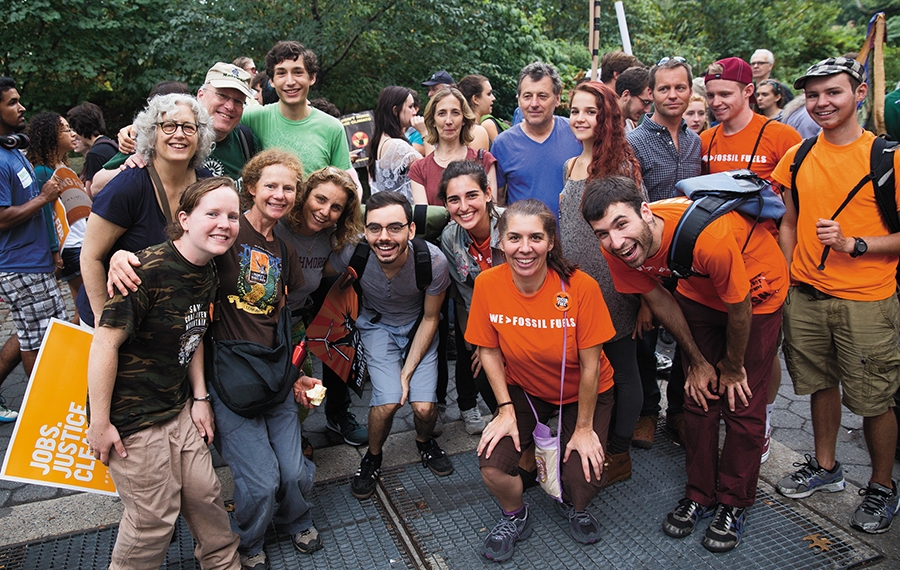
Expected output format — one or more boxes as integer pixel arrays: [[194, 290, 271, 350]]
[[746, 118, 776, 170], [236, 124, 256, 162], [789, 136, 819, 214], [410, 237, 433, 291], [413, 204, 429, 235], [667, 195, 734, 278], [348, 241, 370, 289], [703, 125, 721, 175]]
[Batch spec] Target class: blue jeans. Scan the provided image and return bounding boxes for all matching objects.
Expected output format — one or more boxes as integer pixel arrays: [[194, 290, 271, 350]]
[[209, 384, 316, 556]]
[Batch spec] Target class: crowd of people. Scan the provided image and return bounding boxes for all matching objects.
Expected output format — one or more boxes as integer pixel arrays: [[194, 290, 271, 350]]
[[1, 37, 899, 569]]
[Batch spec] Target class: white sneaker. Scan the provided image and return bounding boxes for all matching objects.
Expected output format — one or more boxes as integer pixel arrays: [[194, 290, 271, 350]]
[[0, 398, 18, 423], [461, 407, 485, 435]]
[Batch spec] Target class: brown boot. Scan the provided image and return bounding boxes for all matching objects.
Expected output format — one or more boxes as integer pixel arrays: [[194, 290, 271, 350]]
[[666, 412, 685, 446], [632, 415, 657, 449], [604, 450, 632, 486]]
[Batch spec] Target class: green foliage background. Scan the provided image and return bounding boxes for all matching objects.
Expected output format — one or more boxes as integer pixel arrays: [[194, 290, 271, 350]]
[[0, 0, 891, 131]]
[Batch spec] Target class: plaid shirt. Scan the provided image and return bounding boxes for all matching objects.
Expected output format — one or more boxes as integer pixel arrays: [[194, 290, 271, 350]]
[[626, 115, 701, 202]]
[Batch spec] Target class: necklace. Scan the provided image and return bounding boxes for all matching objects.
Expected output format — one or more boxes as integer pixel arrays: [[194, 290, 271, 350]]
[[433, 145, 467, 166]]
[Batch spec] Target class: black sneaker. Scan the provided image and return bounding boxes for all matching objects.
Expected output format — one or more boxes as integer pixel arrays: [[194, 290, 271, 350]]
[[350, 455, 381, 499], [418, 438, 453, 476], [482, 505, 532, 562], [555, 501, 601, 544], [701, 504, 746, 553], [663, 497, 713, 538], [326, 408, 368, 446]]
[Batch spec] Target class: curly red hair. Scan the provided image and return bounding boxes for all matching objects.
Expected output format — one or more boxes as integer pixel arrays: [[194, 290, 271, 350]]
[[573, 81, 642, 186]]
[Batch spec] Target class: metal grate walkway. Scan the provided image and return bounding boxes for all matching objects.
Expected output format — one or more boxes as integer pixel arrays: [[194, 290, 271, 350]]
[[0, 428, 882, 569]]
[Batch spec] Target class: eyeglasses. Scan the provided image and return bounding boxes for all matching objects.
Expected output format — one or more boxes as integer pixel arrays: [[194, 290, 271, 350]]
[[213, 89, 245, 109], [750, 61, 772, 66], [157, 121, 200, 136], [365, 222, 409, 235], [657, 56, 686, 66]]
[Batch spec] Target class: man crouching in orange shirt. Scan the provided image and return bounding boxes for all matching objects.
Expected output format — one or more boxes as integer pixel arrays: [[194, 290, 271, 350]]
[[581, 176, 787, 553]]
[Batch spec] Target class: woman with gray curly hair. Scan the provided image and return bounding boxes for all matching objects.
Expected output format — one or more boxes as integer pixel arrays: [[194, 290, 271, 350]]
[[77, 93, 215, 328]]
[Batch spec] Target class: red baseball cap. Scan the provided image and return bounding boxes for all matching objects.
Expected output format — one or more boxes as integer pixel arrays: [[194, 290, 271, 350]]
[[704, 57, 756, 104]]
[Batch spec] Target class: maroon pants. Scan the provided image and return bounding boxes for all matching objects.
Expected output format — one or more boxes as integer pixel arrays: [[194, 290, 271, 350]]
[[677, 293, 782, 509], [479, 384, 614, 511]]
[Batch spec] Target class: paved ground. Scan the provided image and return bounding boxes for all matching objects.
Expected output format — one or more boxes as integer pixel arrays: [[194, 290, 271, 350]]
[[1, 287, 900, 567]]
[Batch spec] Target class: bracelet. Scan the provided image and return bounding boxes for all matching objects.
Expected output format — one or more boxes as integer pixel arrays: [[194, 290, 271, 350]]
[[496, 401, 513, 409], [193, 394, 211, 402]]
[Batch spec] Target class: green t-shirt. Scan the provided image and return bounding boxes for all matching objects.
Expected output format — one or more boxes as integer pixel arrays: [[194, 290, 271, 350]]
[[98, 241, 218, 437], [885, 89, 900, 143], [240, 103, 352, 175], [102, 128, 261, 183]]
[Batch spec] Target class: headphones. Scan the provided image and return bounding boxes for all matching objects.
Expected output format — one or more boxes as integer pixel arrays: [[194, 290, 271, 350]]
[[0, 133, 29, 150]]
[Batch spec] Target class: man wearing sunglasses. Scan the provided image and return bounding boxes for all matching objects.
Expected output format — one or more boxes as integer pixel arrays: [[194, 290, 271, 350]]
[[614, 66, 652, 133]]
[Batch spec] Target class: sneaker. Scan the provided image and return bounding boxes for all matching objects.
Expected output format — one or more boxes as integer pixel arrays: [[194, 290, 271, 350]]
[[292, 526, 322, 553], [760, 425, 771, 464], [326, 409, 368, 446], [666, 412, 685, 446], [663, 497, 713, 538], [555, 501, 602, 544], [418, 438, 453, 476], [0, 396, 18, 423], [656, 352, 673, 374], [850, 481, 900, 534], [632, 415, 657, 449], [701, 504, 746, 553], [482, 505, 532, 562], [461, 406, 485, 435], [776, 455, 845, 499], [350, 455, 381, 499], [240, 550, 267, 570], [432, 404, 446, 437]]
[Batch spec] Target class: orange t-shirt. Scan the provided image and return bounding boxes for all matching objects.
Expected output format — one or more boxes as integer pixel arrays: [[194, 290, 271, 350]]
[[701, 113, 801, 180], [771, 131, 900, 301], [465, 265, 615, 404], [603, 198, 788, 314]]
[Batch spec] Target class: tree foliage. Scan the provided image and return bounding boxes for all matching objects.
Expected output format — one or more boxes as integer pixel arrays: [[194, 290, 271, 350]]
[[0, 0, 882, 131]]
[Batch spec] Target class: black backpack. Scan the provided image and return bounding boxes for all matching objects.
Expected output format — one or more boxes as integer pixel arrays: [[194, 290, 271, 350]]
[[789, 135, 900, 270], [235, 124, 257, 162]]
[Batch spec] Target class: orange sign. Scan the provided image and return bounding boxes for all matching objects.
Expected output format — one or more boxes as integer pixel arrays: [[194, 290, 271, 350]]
[[51, 166, 92, 249], [0, 320, 117, 495]]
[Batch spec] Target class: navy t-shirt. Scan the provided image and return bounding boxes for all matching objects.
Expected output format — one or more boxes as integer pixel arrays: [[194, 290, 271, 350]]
[[76, 166, 210, 324]]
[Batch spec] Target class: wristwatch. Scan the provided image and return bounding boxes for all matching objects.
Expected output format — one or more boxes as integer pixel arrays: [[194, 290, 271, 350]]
[[849, 237, 868, 258]]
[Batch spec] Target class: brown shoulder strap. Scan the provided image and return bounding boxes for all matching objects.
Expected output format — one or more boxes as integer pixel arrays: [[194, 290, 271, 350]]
[[147, 164, 173, 225]]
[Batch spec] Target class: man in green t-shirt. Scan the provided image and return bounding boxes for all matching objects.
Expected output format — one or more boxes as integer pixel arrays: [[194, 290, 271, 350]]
[[240, 41, 359, 187]]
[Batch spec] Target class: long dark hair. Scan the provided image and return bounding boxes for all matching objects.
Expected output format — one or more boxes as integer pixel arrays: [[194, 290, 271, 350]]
[[367, 85, 412, 182], [571, 81, 642, 185], [437, 159, 497, 219], [497, 199, 576, 283], [25, 112, 68, 168]]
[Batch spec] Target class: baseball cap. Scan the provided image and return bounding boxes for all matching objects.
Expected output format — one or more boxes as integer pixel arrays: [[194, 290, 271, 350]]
[[793, 57, 866, 90], [704, 57, 754, 85], [422, 70, 455, 87], [204, 62, 254, 99]]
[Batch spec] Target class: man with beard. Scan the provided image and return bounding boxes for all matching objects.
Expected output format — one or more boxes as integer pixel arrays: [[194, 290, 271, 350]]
[[0, 77, 67, 421], [581, 176, 787, 553], [327, 191, 452, 500]]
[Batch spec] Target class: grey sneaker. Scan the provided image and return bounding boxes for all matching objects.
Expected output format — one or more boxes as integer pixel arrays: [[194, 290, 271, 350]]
[[701, 504, 746, 553], [240, 550, 267, 570], [555, 501, 602, 544], [482, 505, 532, 562], [663, 497, 713, 538], [292, 526, 322, 553], [326, 408, 368, 446], [850, 481, 900, 534], [776, 455, 845, 499], [461, 406, 485, 435], [0, 396, 18, 423]]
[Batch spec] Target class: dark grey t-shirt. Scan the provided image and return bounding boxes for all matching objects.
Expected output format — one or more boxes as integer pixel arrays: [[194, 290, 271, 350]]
[[331, 240, 450, 327], [275, 220, 335, 312]]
